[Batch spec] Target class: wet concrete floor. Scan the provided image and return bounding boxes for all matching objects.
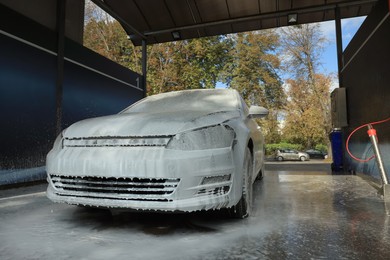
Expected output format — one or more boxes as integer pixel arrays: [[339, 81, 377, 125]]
[[1, 168, 390, 259], [245, 171, 390, 259]]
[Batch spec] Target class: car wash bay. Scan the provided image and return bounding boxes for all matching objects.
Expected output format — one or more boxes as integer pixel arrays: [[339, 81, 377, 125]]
[[1, 165, 390, 259], [1, 1, 390, 259]]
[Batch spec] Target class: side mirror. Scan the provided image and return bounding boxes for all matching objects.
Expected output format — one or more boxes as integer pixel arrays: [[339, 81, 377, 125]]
[[248, 106, 269, 119]]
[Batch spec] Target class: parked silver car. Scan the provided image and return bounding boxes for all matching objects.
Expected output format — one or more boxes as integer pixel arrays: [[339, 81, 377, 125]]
[[276, 149, 310, 161]]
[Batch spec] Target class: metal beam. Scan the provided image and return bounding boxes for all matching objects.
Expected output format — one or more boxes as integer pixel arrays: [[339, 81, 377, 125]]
[[142, 39, 147, 97], [335, 6, 344, 87], [91, 0, 146, 40], [55, 0, 66, 135], [143, 0, 377, 37]]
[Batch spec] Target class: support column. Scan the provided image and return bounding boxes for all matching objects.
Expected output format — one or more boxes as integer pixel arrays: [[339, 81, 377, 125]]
[[55, 0, 66, 135], [335, 7, 343, 87], [142, 39, 147, 97]]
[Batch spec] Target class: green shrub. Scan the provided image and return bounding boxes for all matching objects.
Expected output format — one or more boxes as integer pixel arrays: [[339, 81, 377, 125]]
[[315, 144, 328, 153]]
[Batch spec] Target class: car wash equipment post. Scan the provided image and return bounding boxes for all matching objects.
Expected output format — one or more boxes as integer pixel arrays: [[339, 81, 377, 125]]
[[367, 124, 390, 200]]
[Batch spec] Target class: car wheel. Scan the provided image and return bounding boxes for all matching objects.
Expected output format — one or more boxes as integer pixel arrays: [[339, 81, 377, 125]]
[[255, 168, 263, 181], [277, 156, 283, 161], [229, 148, 253, 219], [300, 156, 306, 161]]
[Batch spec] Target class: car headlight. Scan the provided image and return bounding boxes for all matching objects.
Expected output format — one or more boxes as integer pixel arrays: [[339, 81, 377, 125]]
[[166, 125, 235, 150]]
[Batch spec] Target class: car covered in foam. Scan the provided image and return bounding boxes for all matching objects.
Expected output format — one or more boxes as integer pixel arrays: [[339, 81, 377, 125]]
[[46, 89, 268, 218]]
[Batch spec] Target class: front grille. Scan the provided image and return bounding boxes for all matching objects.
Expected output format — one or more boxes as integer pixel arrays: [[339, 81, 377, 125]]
[[50, 175, 180, 202], [62, 137, 171, 148]]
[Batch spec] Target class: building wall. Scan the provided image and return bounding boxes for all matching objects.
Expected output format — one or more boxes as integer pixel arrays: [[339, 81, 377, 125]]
[[0, 4, 143, 169], [341, 0, 390, 180]]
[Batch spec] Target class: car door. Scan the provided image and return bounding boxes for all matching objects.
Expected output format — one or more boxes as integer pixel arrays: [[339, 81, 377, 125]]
[[288, 150, 298, 160], [284, 149, 291, 160], [292, 150, 300, 160]]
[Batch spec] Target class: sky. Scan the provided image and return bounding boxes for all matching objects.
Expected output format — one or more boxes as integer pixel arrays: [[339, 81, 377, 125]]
[[318, 16, 366, 76]]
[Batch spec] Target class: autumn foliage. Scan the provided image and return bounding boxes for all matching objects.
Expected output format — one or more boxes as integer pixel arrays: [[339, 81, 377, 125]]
[[83, 2, 332, 150]]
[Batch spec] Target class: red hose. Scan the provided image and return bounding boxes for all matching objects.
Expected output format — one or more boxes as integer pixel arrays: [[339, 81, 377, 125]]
[[346, 117, 390, 162]]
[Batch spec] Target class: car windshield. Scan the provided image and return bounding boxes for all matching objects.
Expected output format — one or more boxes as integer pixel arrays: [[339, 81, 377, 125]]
[[121, 89, 240, 114]]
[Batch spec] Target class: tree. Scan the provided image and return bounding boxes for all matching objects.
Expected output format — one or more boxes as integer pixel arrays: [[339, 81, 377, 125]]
[[279, 24, 332, 148], [83, 1, 142, 73], [282, 74, 333, 147], [146, 36, 232, 95], [83, 2, 285, 143], [220, 31, 285, 143], [84, 2, 231, 95]]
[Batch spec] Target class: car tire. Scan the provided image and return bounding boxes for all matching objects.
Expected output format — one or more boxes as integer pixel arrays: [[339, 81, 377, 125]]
[[255, 168, 263, 181], [277, 156, 283, 161], [229, 148, 253, 219], [300, 156, 306, 161]]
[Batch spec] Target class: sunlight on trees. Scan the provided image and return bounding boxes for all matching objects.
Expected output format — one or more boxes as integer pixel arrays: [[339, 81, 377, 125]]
[[279, 24, 332, 149], [83, 2, 332, 150]]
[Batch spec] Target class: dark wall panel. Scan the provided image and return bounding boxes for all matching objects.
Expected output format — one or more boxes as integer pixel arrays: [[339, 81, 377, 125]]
[[0, 33, 57, 168], [0, 4, 143, 170], [62, 60, 143, 128], [341, 1, 390, 180]]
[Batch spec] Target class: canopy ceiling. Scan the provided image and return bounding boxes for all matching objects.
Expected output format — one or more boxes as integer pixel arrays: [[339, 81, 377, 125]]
[[92, 0, 378, 46]]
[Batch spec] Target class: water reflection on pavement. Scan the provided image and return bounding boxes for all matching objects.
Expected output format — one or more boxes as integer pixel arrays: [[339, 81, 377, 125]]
[[0, 171, 389, 259]]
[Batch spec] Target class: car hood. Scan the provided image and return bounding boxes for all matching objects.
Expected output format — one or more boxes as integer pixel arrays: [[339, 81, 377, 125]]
[[63, 110, 241, 138]]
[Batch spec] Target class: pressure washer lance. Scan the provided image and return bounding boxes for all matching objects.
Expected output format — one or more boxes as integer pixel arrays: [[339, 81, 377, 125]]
[[367, 124, 389, 186]]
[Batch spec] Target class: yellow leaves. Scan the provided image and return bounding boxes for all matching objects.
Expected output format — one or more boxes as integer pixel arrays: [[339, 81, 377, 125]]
[[283, 74, 332, 147]]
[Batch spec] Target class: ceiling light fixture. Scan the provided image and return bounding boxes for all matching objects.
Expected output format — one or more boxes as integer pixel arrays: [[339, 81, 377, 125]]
[[172, 31, 181, 40], [288, 13, 298, 25]]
